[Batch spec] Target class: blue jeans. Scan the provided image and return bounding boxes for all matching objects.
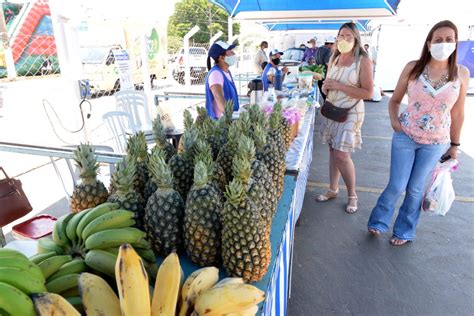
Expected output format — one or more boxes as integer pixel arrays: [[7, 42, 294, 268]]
[[368, 131, 448, 240]]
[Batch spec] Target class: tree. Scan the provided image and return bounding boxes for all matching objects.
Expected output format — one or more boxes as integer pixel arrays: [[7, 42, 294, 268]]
[[168, 0, 239, 53]]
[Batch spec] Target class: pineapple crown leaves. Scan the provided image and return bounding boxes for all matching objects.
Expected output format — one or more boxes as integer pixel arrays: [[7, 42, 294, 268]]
[[224, 100, 234, 123], [152, 116, 168, 145], [194, 139, 213, 166], [232, 156, 252, 185], [148, 146, 166, 168], [72, 143, 99, 180], [149, 149, 174, 189], [269, 105, 283, 130], [227, 123, 241, 144], [126, 132, 148, 162], [237, 135, 256, 162], [237, 112, 252, 135], [252, 124, 267, 149], [224, 178, 246, 205], [114, 156, 137, 195], [196, 106, 208, 120], [181, 128, 199, 157], [183, 109, 194, 131], [193, 160, 211, 188]]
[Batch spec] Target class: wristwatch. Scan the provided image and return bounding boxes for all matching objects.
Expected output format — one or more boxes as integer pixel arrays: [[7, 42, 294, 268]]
[[450, 142, 460, 147]]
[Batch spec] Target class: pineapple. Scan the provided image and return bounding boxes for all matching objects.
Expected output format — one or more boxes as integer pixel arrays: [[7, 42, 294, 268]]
[[184, 160, 223, 266], [143, 147, 162, 201], [268, 103, 287, 159], [194, 139, 226, 193], [107, 157, 146, 228], [222, 177, 271, 282], [205, 118, 227, 160], [169, 129, 197, 200], [195, 106, 209, 128], [126, 132, 149, 196], [151, 116, 176, 162], [144, 151, 184, 256], [70, 144, 109, 213], [178, 109, 194, 153], [216, 123, 241, 183]]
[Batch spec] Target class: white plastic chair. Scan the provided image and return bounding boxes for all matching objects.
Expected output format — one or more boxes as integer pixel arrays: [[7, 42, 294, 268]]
[[102, 111, 136, 153], [114, 90, 153, 134]]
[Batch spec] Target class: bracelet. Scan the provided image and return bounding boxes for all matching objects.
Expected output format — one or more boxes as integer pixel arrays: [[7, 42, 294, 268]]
[[450, 142, 460, 147]]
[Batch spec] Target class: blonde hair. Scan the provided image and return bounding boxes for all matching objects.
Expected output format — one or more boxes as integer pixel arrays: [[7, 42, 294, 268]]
[[330, 22, 368, 65]]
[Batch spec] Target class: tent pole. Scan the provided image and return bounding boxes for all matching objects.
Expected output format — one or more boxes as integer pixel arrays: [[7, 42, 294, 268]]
[[228, 16, 233, 42]]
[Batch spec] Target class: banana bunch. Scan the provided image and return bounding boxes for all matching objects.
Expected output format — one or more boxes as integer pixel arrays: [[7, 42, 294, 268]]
[[0, 248, 45, 316], [32, 292, 80, 316]]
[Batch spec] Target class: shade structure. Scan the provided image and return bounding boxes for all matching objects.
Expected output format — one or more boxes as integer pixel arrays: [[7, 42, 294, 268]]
[[263, 20, 369, 32], [210, 0, 400, 21]]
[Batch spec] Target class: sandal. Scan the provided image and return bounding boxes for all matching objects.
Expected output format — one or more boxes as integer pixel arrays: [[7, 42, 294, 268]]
[[390, 238, 411, 246], [316, 188, 339, 202], [368, 228, 381, 236], [345, 196, 358, 214]]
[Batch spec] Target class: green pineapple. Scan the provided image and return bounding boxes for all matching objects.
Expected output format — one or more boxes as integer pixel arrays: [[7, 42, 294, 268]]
[[184, 160, 223, 266], [143, 147, 164, 201], [268, 103, 287, 159], [194, 139, 226, 194], [144, 151, 184, 256], [195, 106, 209, 128], [107, 157, 146, 228], [70, 144, 109, 213], [216, 123, 241, 183], [205, 118, 227, 160], [126, 132, 149, 196], [222, 177, 271, 282], [178, 109, 194, 153], [151, 116, 176, 162], [169, 129, 197, 200]]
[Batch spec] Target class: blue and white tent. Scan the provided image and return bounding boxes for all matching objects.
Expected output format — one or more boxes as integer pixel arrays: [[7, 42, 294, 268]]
[[262, 20, 370, 32]]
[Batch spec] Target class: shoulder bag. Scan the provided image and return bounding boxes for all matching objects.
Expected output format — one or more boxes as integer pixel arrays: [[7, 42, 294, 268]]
[[0, 167, 32, 227], [320, 99, 359, 123]]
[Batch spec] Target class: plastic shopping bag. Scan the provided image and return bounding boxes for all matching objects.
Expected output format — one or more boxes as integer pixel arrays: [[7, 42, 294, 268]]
[[422, 159, 458, 216]]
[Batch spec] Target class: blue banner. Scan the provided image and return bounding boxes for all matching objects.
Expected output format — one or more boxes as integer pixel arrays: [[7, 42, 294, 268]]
[[457, 41, 474, 78]]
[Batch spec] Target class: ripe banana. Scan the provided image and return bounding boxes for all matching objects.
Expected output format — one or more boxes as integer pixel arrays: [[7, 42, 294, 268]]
[[0, 282, 35, 316], [179, 266, 219, 316], [85, 249, 117, 278], [78, 272, 121, 316], [0, 256, 45, 282], [37, 237, 65, 255], [152, 252, 183, 316], [29, 251, 57, 264], [45, 273, 79, 294], [0, 267, 47, 294], [66, 208, 91, 244], [48, 258, 87, 282], [115, 244, 151, 316], [75, 202, 119, 241], [52, 213, 75, 248], [0, 248, 28, 260], [212, 277, 244, 289], [224, 305, 259, 316], [194, 283, 265, 316], [81, 209, 136, 240], [38, 255, 72, 279], [32, 292, 80, 316], [84, 227, 146, 250]]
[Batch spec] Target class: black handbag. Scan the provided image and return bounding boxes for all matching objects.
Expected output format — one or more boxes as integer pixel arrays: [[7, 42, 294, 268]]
[[320, 99, 359, 123], [0, 167, 32, 227]]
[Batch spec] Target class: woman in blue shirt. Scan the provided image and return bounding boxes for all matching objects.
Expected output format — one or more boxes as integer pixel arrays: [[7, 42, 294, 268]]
[[205, 41, 239, 119]]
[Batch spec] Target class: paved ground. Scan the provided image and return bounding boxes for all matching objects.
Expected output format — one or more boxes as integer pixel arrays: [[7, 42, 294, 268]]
[[287, 96, 474, 315]]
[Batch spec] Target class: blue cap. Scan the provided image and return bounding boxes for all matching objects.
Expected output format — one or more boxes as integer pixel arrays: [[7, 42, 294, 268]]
[[208, 41, 237, 60]]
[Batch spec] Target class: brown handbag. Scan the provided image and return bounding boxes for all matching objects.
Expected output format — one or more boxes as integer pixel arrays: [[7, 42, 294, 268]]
[[320, 99, 359, 123], [0, 167, 32, 227]]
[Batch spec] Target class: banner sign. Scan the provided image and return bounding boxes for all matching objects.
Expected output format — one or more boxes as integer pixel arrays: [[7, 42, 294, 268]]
[[112, 49, 134, 90]]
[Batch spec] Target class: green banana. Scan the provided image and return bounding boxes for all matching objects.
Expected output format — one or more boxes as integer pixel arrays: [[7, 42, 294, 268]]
[[38, 255, 72, 279], [37, 237, 65, 255], [0, 257, 45, 282], [84, 249, 117, 278], [47, 258, 87, 282], [45, 273, 79, 294], [61, 286, 81, 298], [104, 248, 120, 255], [84, 227, 146, 250], [66, 208, 91, 244], [76, 202, 119, 242], [132, 238, 152, 249], [65, 296, 85, 314], [29, 251, 57, 264], [52, 213, 75, 248], [0, 267, 47, 294], [136, 248, 156, 263], [0, 248, 28, 260], [0, 282, 36, 316], [81, 209, 136, 240]]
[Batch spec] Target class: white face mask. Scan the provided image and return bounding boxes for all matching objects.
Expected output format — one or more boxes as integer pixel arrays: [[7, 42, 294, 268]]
[[430, 43, 456, 61], [224, 55, 237, 66]]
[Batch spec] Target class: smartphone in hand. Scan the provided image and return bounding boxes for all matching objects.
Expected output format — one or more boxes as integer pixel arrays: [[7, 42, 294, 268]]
[[439, 154, 451, 163]]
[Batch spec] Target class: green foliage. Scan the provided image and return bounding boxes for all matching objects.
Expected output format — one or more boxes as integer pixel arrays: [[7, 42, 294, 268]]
[[167, 0, 240, 54]]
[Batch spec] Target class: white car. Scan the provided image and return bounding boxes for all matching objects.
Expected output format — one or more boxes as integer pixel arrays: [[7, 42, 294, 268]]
[[171, 47, 208, 84]]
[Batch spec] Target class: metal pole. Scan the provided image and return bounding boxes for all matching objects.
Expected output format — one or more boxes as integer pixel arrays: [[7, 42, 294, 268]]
[[228, 16, 233, 42], [183, 25, 200, 88], [141, 34, 154, 122], [209, 30, 223, 45]]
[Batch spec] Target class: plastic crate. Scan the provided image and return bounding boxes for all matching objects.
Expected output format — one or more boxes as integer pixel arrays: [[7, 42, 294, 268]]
[[12, 215, 57, 240]]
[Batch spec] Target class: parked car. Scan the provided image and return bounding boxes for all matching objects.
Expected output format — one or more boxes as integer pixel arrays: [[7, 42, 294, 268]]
[[171, 47, 208, 84], [280, 47, 305, 82]]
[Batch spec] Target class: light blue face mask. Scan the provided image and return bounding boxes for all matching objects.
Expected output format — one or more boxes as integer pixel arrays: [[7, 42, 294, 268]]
[[224, 55, 237, 66]]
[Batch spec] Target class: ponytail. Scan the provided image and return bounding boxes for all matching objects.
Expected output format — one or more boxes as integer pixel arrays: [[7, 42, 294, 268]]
[[207, 56, 212, 71]]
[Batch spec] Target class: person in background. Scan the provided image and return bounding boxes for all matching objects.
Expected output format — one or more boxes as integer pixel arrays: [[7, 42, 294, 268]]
[[299, 43, 308, 50], [205, 41, 239, 119], [262, 49, 289, 91], [303, 56, 316, 66], [254, 41, 268, 75], [367, 20, 469, 246], [302, 37, 318, 62], [316, 22, 374, 214], [316, 36, 335, 101]]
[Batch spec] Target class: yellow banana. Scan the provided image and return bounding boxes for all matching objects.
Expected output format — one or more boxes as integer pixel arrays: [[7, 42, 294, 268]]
[[81, 209, 136, 240], [45, 273, 79, 294], [151, 252, 183, 316], [84, 227, 146, 250], [48, 258, 87, 281], [0, 256, 45, 282], [116, 244, 151, 316], [75, 202, 119, 241], [85, 249, 117, 278], [0, 248, 28, 260], [32, 292, 80, 316], [179, 266, 219, 316], [212, 277, 244, 289], [0, 267, 47, 294], [66, 208, 91, 244], [29, 251, 57, 265], [0, 282, 36, 316], [37, 237, 65, 255], [38, 255, 72, 279], [52, 213, 75, 248], [194, 283, 265, 316], [78, 272, 121, 316], [224, 305, 259, 316]]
